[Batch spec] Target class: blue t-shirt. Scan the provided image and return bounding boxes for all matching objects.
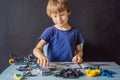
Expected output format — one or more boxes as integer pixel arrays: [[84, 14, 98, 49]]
[[39, 26, 84, 62]]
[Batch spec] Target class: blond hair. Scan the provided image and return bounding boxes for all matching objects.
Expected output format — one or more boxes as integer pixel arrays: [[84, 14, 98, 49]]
[[46, 0, 70, 17]]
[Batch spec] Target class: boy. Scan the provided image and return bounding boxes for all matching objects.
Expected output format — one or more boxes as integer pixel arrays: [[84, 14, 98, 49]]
[[33, 0, 84, 67]]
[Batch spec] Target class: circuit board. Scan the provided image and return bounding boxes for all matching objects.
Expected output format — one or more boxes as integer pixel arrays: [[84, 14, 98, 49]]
[[48, 62, 82, 69]]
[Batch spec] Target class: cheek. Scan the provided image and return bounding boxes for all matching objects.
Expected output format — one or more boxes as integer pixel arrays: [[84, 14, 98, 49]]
[[62, 16, 68, 20], [52, 18, 57, 23]]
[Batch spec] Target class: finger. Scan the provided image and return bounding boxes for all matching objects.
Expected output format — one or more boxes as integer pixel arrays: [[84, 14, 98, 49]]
[[78, 57, 83, 64], [72, 57, 75, 62], [43, 57, 49, 67], [40, 58, 43, 66], [77, 56, 80, 63], [37, 59, 40, 64], [79, 58, 83, 63], [37, 59, 43, 66], [72, 57, 76, 63], [46, 58, 49, 67], [43, 58, 46, 67]]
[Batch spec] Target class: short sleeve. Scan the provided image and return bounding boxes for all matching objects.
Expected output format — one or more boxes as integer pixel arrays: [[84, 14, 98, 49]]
[[76, 30, 84, 45], [39, 28, 52, 43]]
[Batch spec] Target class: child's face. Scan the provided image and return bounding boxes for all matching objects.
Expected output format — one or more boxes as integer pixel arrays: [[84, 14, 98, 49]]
[[50, 11, 70, 27]]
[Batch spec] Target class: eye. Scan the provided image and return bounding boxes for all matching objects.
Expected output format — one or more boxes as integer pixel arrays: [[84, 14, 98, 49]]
[[60, 13, 64, 16], [52, 15, 57, 18], [54, 15, 57, 17], [51, 14, 57, 18]]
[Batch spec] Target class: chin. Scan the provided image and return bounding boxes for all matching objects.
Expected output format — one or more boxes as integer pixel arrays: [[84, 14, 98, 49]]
[[58, 24, 65, 27]]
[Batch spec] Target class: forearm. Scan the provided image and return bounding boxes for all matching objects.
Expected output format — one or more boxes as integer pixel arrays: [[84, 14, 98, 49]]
[[75, 44, 83, 58], [76, 50, 83, 58], [33, 47, 44, 59]]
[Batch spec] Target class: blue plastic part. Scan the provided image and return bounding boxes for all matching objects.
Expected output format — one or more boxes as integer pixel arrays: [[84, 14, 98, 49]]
[[86, 67, 116, 78], [100, 69, 116, 77]]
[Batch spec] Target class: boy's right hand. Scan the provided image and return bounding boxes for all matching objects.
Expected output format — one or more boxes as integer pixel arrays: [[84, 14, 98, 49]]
[[37, 55, 49, 67]]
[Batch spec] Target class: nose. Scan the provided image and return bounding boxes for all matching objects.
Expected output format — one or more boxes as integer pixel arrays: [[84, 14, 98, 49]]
[[57, 16, 62, 21]]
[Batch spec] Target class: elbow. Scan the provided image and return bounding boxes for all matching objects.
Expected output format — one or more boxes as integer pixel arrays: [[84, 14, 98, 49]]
[[33, 48, 37, 56], [33, 47, 42, 56]]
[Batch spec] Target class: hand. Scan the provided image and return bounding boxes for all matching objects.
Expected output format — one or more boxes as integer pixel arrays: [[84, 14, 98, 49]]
[[37, 55, 49, 67], [72, 55, 83, 64]]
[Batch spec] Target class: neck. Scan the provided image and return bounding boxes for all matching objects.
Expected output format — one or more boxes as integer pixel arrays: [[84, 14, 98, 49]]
[[54, 24, 71, 31]]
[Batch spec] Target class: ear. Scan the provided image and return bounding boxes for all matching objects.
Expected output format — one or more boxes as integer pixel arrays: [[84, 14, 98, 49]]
[[68, 12, 71, 15]]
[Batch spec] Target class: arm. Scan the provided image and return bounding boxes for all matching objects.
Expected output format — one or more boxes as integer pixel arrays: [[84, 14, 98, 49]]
[[72, 44, 83, 64], [33, 39, 49, 66]]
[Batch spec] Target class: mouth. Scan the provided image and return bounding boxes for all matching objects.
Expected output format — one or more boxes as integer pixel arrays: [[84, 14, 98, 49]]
[[58, 22, 63, 24]]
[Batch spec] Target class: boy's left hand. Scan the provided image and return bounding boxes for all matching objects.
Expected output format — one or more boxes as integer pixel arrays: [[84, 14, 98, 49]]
[[72, 55, 83, 64]]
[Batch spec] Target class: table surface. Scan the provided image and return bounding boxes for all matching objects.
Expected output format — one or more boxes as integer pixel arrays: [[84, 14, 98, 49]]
[[0, 62, 120, 80]]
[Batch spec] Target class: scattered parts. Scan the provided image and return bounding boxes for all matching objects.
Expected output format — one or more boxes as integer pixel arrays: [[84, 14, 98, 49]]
[[55, 68, 83, 78]]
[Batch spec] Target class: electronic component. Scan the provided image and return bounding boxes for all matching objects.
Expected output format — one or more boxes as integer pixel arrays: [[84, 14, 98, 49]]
[[55, 68, 83, 78]]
